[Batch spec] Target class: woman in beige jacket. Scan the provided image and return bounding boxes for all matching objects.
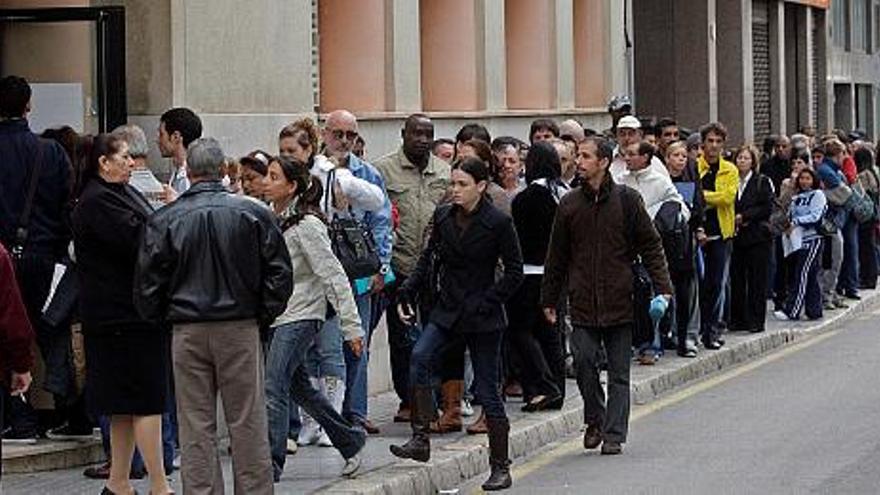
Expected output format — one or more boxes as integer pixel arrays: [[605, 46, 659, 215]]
[[262, 155, 366, 483]]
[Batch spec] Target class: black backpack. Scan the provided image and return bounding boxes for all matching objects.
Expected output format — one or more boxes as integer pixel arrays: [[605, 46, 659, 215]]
[[653, 201, 693, 274]]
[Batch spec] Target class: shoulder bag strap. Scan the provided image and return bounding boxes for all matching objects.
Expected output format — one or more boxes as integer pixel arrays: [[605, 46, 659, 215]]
[[15, 140, 45, 246]]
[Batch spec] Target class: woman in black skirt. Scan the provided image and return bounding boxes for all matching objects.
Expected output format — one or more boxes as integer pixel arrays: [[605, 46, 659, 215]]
[[72, 134, 173, 495]]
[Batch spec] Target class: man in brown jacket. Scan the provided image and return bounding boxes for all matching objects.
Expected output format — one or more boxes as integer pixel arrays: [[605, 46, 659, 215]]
[[541, 137, 672, 455]]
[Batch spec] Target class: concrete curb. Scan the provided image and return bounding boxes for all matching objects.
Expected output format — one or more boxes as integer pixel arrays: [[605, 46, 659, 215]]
[[319, 290, 880, 494]]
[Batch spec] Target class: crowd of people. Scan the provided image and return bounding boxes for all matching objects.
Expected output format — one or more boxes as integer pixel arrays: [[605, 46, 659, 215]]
[[2, 73, 880, 494]]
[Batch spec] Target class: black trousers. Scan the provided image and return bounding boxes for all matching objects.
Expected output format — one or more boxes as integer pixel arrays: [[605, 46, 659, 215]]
[[570, 323, 631, 443], [505, 276, 564, 400], [730, 240, 772, 332], [858, 223, 878, 289], [385, 276, 418, 408]]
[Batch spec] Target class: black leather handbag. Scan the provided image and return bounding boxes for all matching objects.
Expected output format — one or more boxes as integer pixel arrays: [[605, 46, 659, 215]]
[[325, 169, 381, 280]]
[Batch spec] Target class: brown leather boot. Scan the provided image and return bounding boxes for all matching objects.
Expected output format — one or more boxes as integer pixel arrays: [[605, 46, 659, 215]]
[[430, 380, 463, 433], [389, 386, 434, 462], [466, 410, 488, 435]]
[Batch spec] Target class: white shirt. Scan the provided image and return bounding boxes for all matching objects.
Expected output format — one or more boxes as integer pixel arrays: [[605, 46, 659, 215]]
[[312, 155, 385, 217], [737, 171, 752, 200], [168, 162, 190, 194], [610, 147, 669, 183], [618, 165, 691, 222]]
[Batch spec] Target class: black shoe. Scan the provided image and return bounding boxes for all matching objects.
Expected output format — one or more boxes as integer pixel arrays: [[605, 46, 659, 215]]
[[583, 424, 602, 450], [844, 292, 861, 301], [47, 423, 95, 441], [601, 441, 623, 455], [482, 461, 512, 491], [676, 346, 698, 358], [545, 396, 564, 410], [389, 433, 430, 462], [702, 339, 723, 350], [1, 428, 38, 445], [521, 394, 561, 413], [749, 327, 765, 334]]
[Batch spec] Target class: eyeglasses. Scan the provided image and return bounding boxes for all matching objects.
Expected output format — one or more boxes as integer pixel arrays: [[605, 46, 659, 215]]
[[330, 129, 359, 141]]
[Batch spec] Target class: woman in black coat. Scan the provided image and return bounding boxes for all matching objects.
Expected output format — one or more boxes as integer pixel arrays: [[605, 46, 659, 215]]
[[71, 134, 173, 495], [730, 145, 775, 333], [507, 141, 568, 411], [390, 157, 524, 491]]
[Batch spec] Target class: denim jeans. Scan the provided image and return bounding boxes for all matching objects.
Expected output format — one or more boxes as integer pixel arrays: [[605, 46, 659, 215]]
[[700, 239, 732, 341], [305, 316, 345, 379], [410, 322, 506, 420], [342, 293, 372, 425], [266, 320, 365, 481], [837, 214, 860, 295]]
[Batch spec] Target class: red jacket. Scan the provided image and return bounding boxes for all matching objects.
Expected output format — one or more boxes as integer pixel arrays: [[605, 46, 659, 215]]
[[842, 155, 858, 184], [0, 242, 35, 382]]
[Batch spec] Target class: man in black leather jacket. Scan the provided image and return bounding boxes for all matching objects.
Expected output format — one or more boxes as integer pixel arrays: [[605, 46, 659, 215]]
[[135, 137, 292, 495]]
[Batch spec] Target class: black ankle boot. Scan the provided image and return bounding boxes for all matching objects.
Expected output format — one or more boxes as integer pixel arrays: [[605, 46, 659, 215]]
[[482, 417, 512, 491], [389, 386, 434, 463]]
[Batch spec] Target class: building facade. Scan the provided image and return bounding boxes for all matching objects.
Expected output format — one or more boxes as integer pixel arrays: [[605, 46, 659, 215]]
[[2, 0, 630, 163]]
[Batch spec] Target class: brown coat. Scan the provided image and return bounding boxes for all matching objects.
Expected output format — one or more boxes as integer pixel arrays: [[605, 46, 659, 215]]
[[541, 173, 672, 328]]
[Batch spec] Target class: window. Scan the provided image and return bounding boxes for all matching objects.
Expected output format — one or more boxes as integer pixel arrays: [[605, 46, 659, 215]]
[[505, 0, 556, 109], [854, 0, 868, 51], [832, 0, 850, 49], [318, 0, 388, 112], [420, 0, 480, 111]]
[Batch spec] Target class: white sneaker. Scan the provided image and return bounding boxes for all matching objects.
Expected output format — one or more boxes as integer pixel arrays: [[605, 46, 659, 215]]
[[341, 453, 362, 477], [461, 398, 474, 417], [172, 454, 181, 469], [286, 438, 298, 455], [298, 378, 324, 446], [317, 376, 346, 447], [773, 310, 790, 321]]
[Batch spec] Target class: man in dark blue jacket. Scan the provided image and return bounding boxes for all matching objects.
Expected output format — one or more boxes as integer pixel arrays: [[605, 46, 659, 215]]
[[0, 76, 70, 443]]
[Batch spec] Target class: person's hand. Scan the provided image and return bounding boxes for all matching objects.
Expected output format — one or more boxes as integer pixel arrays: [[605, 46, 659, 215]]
[[9, 371, 32, 396], [695, 230, 708, 246], [347, 337, 364, 358], [735, 214, 743, 227], [160, 185, 178, 204], [332, 180, 350, 211], [397, 302, 415, 325], [543, 307, 557, 325], [370, 273, 386, 294]]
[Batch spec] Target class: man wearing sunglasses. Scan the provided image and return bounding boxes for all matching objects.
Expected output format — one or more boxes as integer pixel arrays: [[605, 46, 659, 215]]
[[319, 110, 392, 436]]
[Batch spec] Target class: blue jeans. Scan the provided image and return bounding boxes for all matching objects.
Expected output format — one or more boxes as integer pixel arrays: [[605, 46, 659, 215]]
[[305, 315, 345, 379], [700, 239, 732, 341], [266, 321, 365, 481], [837, 214, 860, 295], [410, 322, 506, 420], [342, 294, 372, 425]]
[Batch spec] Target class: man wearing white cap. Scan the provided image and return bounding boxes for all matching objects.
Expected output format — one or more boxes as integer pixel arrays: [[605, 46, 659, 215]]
[[609, 115, 669, 183]]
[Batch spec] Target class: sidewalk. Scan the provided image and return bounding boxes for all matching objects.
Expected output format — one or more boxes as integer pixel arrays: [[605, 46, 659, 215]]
[[3, 289, 877, 494]]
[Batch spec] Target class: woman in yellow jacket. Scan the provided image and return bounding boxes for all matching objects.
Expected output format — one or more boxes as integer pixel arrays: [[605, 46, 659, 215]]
[[696, 122, 738, 350]]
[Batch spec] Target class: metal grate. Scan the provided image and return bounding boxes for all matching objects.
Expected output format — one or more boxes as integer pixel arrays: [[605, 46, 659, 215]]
[[753, 11, 772, 142]]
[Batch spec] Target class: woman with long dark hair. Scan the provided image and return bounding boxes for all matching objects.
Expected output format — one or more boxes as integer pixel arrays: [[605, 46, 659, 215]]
[[774, 168, 827, 321], [262, 155, 366, 481], [390, 157, 523, 491], [507, 141, 568, 411], [71, 134, 173, 495]]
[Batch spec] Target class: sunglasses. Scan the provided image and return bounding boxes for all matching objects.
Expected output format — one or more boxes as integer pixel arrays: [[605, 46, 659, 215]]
[[330, 129, 359, 141]]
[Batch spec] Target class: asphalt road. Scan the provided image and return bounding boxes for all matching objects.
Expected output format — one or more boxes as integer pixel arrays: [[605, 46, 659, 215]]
[[490, 308, 880, 495]]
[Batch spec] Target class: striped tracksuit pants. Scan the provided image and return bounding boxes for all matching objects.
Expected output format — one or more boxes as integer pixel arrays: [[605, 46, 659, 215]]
[[785, 237, 824, 320]]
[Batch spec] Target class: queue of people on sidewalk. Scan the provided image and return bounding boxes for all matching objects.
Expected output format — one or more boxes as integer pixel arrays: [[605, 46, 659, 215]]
[[4, 73, 880, 493]]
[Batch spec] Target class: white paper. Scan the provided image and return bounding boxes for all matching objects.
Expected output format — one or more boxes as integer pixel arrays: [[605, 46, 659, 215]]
[[42, 263, 67, 313], [129, 169, 166, 209], [782, 226, 804, 258]]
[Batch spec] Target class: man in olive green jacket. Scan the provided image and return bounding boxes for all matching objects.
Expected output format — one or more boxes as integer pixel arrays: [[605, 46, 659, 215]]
[[373, 114, 450, 421]]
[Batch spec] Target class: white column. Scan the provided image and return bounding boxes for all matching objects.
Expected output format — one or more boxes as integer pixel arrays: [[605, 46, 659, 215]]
[[555, 0, 575, 109]]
